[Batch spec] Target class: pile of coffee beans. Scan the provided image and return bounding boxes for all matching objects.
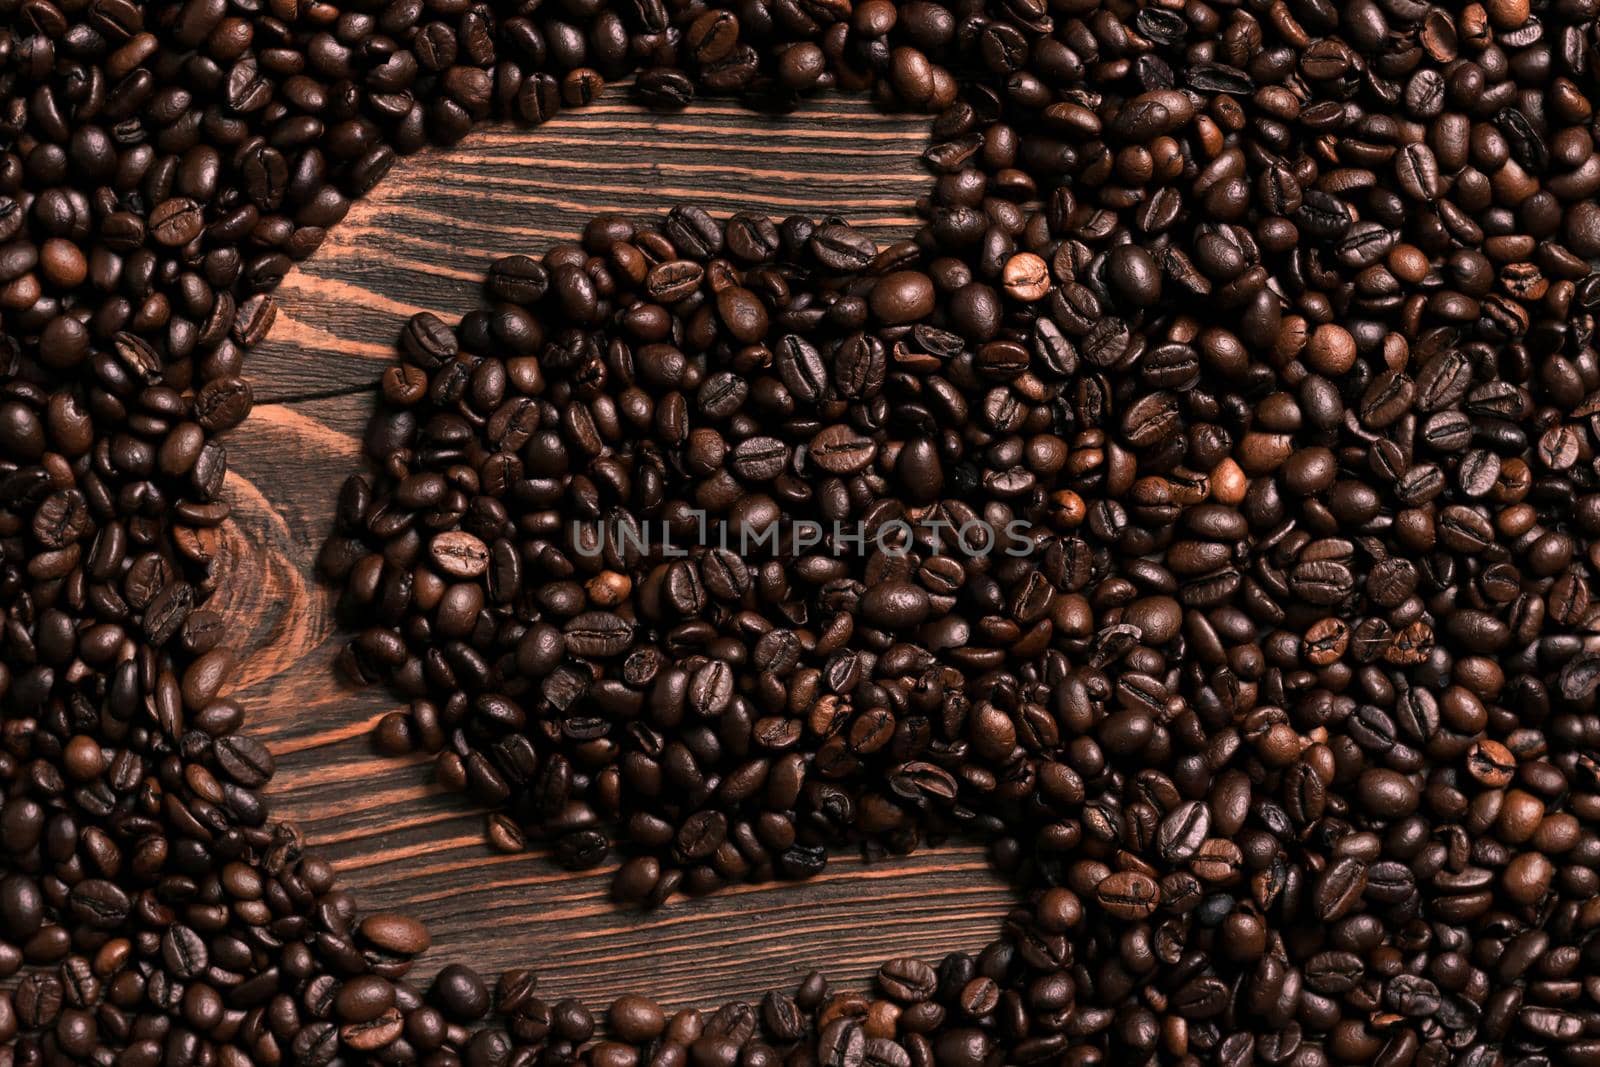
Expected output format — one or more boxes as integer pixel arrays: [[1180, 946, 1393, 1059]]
[[7, 0, 1600, 1062]]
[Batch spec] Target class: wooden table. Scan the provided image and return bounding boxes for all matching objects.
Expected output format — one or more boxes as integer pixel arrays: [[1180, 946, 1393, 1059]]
[[222, 88, 1012, 1008]]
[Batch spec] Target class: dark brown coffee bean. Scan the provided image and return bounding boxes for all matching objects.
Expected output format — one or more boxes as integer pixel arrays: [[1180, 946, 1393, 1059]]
[[1095, 871, 1160, 920], [810, 225, 877, 271], [564, 612, 634, 657], [16, 2, 1600, 1063], [809, 425, 877, 474], [431, 531, 490, 578], [402, 311, 459, 368], [877, 959, 937, 1003], [214, 734, 275, 788], [149, 198, 204, 246], [193, 376, 253, 432]]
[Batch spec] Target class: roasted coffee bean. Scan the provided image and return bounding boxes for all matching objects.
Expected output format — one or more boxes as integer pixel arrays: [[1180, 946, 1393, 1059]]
[[811, 225, 877, 272], [1095, 871, 1160, 920], [10, 1, 1600, 1065], [431, 531, 491, 578], [213, 734, 275, 788], [148, 198, 204, 246]]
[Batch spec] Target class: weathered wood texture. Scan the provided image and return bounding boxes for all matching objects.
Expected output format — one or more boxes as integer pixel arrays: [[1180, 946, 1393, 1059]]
[[220, 88, 1012, 1010]]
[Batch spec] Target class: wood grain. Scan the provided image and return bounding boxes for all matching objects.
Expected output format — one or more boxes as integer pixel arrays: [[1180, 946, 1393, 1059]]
[[247, 91, 933, 403], [221, 88, 1013, 1009]]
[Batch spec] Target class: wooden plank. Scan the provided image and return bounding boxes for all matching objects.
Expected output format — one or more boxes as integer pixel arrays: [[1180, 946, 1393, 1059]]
[[246, 88, 931, 402], [219, 92, 1012, 1008]]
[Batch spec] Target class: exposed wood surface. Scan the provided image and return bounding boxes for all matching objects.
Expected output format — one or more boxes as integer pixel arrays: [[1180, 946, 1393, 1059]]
[[220, 87, 1012, 1009]]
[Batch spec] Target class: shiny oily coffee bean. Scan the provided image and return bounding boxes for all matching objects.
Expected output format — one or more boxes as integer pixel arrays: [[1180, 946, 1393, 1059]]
[[11, 0, 1600, 1065]]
